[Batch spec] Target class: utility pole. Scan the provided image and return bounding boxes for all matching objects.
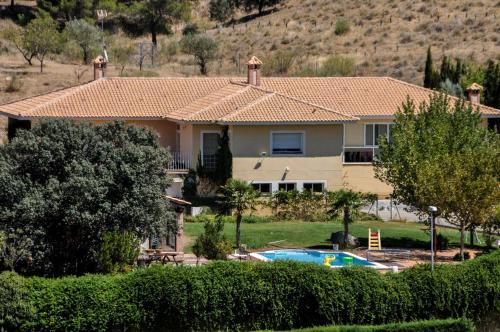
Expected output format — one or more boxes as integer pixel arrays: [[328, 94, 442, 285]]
[[96, 10, 108, 61], [428, 206, 438, 273]]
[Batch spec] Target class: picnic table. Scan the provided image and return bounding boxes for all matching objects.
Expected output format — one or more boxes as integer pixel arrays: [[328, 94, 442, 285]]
[[144, 249, 184, 266]]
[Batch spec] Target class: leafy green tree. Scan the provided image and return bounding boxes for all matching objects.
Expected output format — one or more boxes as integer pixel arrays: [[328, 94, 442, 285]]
[[132, 0, 192, 46], [180, 33, 218, 75], [24, 13, 61, 73], [375, 94, 500, 260], [214, 126, 232, 185], [111, 44, 134, 75], [2, 27, 36, 66], [94, 231, 140, 273], [37, 0, 94, 21], [209, 0, 236, 23], [0, 120, 176, 276], [64, 19, 101, 64], [218, 179, 260, 249], [327, 189, 365, 248]]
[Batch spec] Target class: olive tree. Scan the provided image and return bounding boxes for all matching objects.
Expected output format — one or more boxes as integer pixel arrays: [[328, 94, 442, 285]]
[[375, 94, 500, 260], [0, 120, 176, 276], [181, 34, 218, 75], [64, 19, 101, 64], [24, 14, 61, 73]]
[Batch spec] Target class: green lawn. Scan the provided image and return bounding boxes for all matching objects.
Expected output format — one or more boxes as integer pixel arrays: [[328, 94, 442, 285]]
[[183, 220, 474, 253]]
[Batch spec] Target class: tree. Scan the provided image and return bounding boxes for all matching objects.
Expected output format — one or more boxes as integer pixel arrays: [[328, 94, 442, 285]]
[[327, 189, 365, 249], [181, 34, 218, 75], [242, 0, 282, 15], [2, 27, 36, 66], [192, 216, 232, 260], [64, 19, 101, 64], [483, 60, 500, 109], [0, 120, 176, 276], [423, 47, 439, 89], [218, 179, 260, 249], [133, 0, 192, 46], [111, 44, 134, 75], [37, 0, 94, 21], [209, 0, 236, 23], [214, 126, 232, 185], [24, 14, 60, 73], [374, 94, 500, 260]]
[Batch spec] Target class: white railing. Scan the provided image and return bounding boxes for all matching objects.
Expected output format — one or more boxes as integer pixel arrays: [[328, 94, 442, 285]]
[[168, 151, 192, 172], [343, 146, 379, 164]]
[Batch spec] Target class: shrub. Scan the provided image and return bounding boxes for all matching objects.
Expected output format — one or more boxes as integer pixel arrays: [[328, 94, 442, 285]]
[[1, 251, 498, 331], [321, 55, 357, 77], [5, 75, 23, 92], [335, 19, 351, 36], [182, 23, 199, 35], [192, 217, 232, 260], [94, 232, 140, 274], [0, 272, 33, 330]]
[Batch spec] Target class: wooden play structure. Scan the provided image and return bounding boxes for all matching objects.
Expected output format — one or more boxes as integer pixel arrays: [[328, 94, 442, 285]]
[[368, 228, 381, 250]]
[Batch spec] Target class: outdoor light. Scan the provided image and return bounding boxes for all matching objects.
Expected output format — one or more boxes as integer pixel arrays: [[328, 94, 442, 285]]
[[428, 206, 438, 273]]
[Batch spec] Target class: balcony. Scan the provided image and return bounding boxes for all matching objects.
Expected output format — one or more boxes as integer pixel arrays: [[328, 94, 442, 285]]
[[168, 151, 192, 173], [343, 146, 379, 164]]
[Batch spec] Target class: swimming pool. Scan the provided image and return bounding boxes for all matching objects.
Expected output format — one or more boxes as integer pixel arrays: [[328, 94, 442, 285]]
[[250, 249, 388, 269]]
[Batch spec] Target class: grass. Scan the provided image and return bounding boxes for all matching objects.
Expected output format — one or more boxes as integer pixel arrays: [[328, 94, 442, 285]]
[[183, 220, 475, 253]]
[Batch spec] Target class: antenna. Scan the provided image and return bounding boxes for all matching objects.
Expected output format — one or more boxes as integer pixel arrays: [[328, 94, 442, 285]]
[[96, 10, 108, 61]]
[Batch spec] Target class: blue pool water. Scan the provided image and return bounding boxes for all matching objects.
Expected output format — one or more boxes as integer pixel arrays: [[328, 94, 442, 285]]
[[252, 250, 387, 268]]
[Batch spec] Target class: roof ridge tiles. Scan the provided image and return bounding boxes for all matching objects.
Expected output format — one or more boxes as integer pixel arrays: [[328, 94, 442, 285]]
[[220, 91, 276, 121]]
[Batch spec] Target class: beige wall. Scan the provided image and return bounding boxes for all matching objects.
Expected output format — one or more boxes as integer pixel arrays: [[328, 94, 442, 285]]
[[230, 124, 344, 191], [344, 119, 394, 146], [343, 165, 392, 197], [127, 120, 177, 149]]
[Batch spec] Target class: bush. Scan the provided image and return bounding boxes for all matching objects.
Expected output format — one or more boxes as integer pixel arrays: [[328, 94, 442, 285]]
[[192, 217, 232, 260], [334, 19, 351, 36], [290, 318, 474, 331], [94, 232, 140, 274], [1, 251, 499, 331], [0, 272, 33, 330], [5, 75, 23, 92], [186, 213, 269, 224]]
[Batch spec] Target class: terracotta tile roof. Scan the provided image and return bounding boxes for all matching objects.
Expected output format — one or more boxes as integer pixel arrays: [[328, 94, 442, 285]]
[[1, 76, 498, 123]]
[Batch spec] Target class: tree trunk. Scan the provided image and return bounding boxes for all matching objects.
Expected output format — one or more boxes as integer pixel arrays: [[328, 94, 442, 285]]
[[200, 61, 207, 76], [236, 213, 242, 249], [469, 227, 474, 247], [10, 0, 14, 8], [343, 206, 349, 249], [258, 0, 264, 15], [40, 58, 43, 73], [460, 221, 465, 261]]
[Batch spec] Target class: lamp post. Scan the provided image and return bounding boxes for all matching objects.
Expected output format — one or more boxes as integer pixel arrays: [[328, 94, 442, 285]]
[[428, 206, 438, 273]]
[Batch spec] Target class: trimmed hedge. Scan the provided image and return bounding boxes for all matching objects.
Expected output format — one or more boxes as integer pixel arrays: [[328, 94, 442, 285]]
[[1, 250, 499, 331], [284, 318, 475, 331]]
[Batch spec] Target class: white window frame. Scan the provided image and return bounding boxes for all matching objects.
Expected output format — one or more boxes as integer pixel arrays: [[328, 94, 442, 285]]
[[364, 123, 393, 147], [200, 130, 220, 167], [250, 180, 327, 193], [302, 182, 325, 193], [251, 182, 272, 195], [270, 131, 306, 156]]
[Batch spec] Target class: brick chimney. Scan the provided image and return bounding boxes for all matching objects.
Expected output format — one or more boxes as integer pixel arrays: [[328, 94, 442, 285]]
[[93, 55, 107, 80], [465, 83, 483, 104], [247, 56, 263, 86]]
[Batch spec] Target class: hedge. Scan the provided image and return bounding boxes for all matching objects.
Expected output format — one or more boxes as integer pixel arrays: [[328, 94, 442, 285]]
[[282, 318, 475, 331], [1, 250, 499, 331]]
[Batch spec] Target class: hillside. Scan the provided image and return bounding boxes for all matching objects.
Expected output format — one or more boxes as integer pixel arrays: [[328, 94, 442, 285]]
[[0, 0, 499, 106]]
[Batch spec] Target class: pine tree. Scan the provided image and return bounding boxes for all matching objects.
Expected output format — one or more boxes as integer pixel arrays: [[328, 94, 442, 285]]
[[214, 126, 232, 185], [484, 60, 500, 109], [440, 56, 450, 82]]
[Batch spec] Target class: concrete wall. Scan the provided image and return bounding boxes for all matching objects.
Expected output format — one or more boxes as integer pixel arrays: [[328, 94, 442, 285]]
[[126, 120, 177, 149]]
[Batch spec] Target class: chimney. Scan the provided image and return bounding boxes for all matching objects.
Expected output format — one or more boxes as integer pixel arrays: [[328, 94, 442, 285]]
[[465, 83, 483, 104], [247, 56, 263, 86], [93, 55, 107, 80]]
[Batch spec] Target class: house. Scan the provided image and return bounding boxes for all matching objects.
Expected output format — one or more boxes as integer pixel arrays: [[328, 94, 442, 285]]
[[1, 56, 499, 198]]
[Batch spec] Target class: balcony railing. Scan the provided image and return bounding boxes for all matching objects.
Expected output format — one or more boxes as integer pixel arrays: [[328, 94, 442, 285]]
[[343, 146, 379, 164], [168, 151, 192, 172]]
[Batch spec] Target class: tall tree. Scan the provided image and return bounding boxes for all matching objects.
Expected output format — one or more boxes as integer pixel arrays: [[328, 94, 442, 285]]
[[64, 19, 102, 64], [0, 120, 175, 276], [24, 13, 60, 73], [134, 0, 192, 45], [180, 33, 218, 75], [214, 126, 233, 185], [218, 179, 259, 249], [327, 189, 365, 249], [375, 94, 500, 260], [243, 0, 282, 15], [209, 0, 236, 23], [424, 47, 435, 89], [2, 27, 36, 66], [483, 60, 500, 109]]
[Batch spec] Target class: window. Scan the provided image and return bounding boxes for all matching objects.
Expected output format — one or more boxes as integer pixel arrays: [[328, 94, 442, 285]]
[[271, 132, 304, 155], [278, 183, 296, 191], [303, 182, 324, 193], [201, 132, 220, 170], [252, 183, 271, 194], [365, 124, 394, 146]]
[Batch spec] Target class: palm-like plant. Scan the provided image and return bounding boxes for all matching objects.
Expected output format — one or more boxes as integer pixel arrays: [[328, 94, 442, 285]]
[[218, 179, 260, 249], [328, 189, 366, 249]]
